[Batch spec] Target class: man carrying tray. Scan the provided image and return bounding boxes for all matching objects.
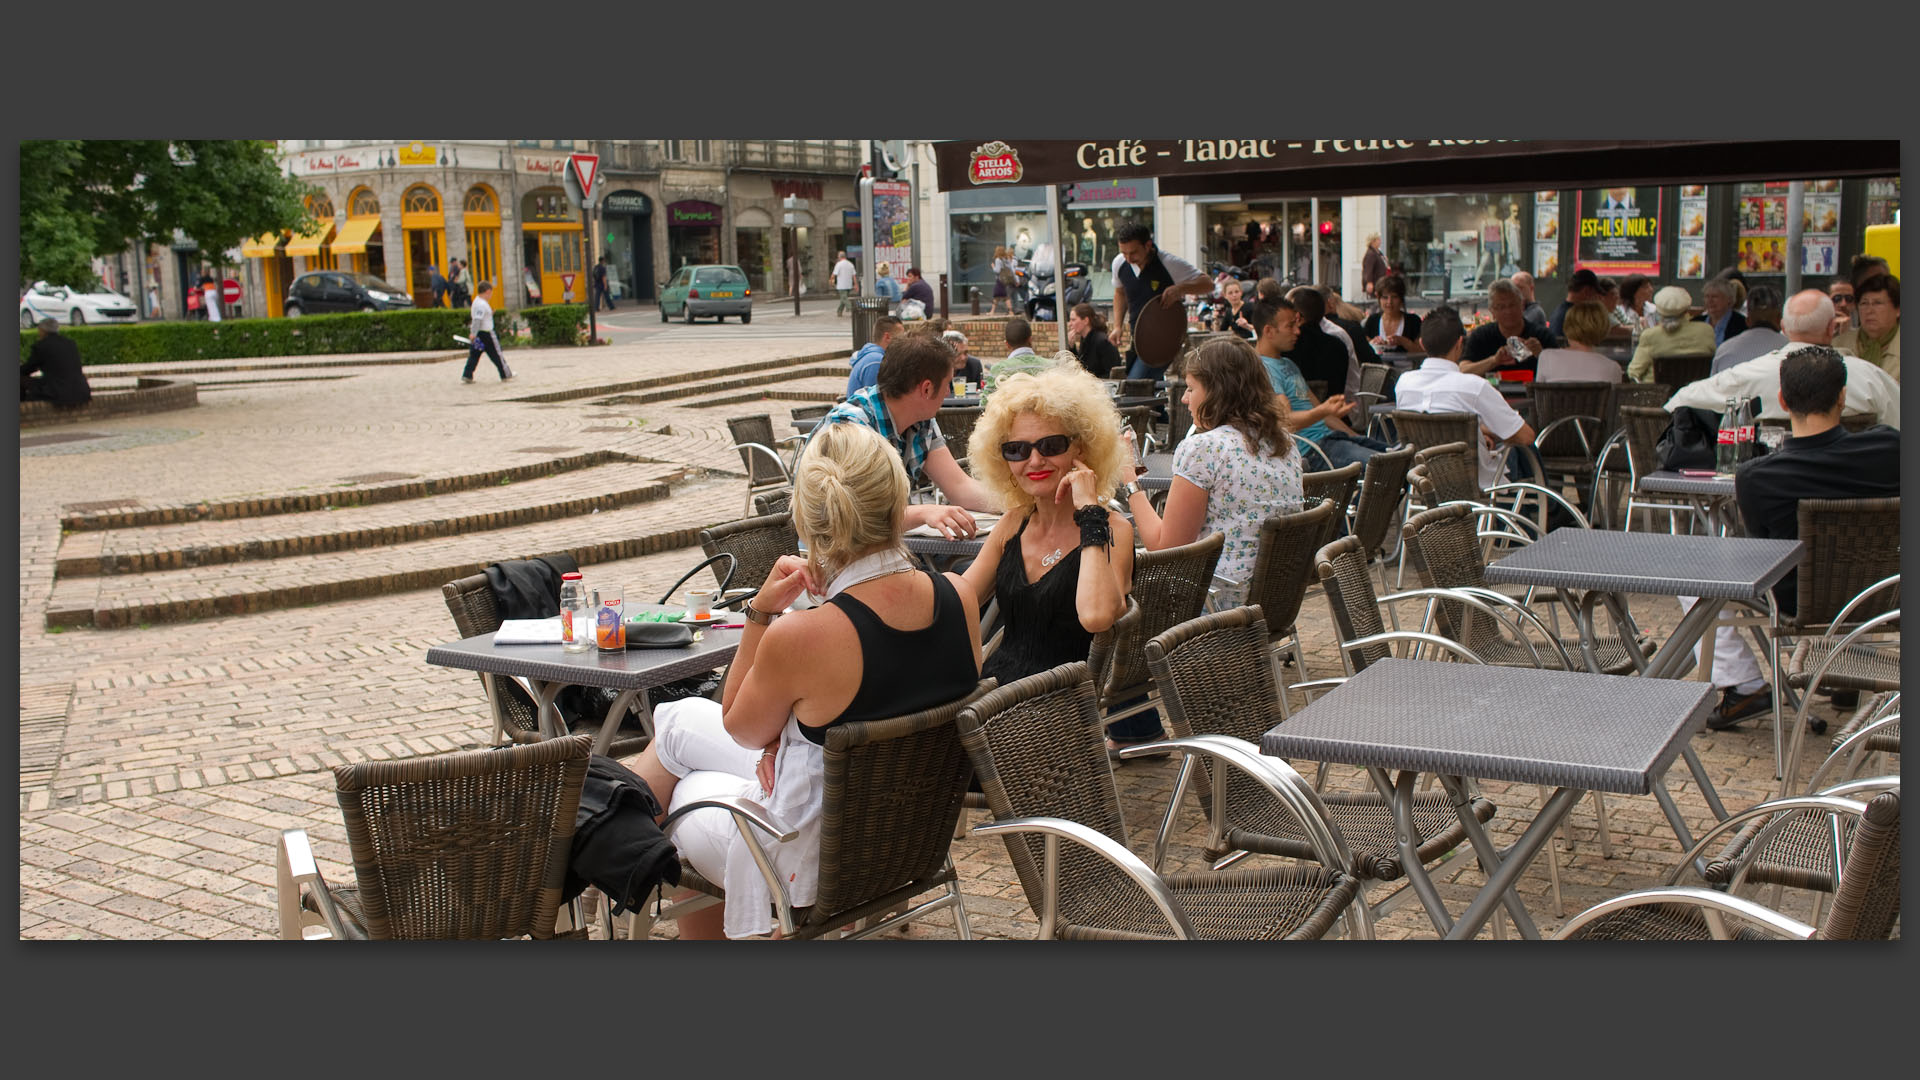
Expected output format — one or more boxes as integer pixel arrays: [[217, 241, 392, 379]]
[[1110, 221, 1214, 380]]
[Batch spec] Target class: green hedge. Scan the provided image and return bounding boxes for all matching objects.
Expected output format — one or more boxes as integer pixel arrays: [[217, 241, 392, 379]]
[[521, 304, 588, 346], [19, 307, 538, 366]]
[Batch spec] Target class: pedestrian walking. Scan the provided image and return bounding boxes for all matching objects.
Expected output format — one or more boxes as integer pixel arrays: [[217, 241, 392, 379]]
[[198, 271, 221, 322], [990, 245, 1015, 316], [449, 259, 472, 309], [832, 250, 856, 315], [462, 281, 514, 383], [429, 263, 449, 308], [593, 255, 616, 311]]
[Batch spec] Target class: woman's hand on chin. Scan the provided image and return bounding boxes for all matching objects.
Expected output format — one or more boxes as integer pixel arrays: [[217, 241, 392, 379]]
[[754, 555, 818, 615]]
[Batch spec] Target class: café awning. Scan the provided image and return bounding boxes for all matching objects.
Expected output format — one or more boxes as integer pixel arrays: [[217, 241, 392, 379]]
[[331, 216, 383, 255], [932, 139, 1900, 198], [240, 232, 283, 258], [283, 222, 335, 258]]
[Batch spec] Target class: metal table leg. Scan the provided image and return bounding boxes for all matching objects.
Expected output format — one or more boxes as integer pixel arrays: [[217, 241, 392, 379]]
[[1650, 771, 1711, 879], [528, 679, 567, 739], [591, 688, 647, 756], [1438, 774, 1541, 940], [1637, 596, 1726, 680], [1445, 784, 1582, 941], [1384, 769, 1454, 937]]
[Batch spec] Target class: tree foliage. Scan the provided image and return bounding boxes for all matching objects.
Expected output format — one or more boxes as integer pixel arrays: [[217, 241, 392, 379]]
[[18, 140, 314, 290]]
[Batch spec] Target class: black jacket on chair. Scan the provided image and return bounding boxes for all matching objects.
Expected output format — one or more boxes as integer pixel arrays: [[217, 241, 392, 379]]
[[564, 755, 683, 915], [484, 556, 581, 620]]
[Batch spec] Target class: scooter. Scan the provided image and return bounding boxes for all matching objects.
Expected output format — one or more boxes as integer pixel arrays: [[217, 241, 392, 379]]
[[1023, 261, 1091, 322]]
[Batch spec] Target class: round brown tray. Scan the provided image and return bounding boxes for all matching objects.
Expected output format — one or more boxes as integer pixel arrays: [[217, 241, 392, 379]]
[[1130, 295, 1189, 369]]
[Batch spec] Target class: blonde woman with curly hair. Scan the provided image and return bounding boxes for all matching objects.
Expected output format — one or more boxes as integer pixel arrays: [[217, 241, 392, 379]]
[[626, 421, 984, 939], [961, 364, 1139, 745]]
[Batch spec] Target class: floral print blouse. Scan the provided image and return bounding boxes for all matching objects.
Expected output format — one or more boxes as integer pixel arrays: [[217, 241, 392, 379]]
[[1171, 424, 1304, 607]]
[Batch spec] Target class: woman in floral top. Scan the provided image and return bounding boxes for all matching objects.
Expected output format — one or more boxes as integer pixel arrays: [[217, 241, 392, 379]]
[[1122, 336, 1301, 606]]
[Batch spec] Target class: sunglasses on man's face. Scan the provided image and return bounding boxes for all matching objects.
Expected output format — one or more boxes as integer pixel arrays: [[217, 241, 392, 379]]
[[1832, 294, 1855, 305], [1000, 434, 1073, 461]]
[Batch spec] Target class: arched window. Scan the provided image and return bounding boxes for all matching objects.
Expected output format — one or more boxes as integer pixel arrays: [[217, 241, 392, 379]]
[[305, 192, 335, 219], [403, 185, 440, 214], [463, 185, 497, 214], [348, 187, 380, 217]]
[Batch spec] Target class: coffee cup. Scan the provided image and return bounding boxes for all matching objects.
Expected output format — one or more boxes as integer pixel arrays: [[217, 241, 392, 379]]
[[684, 588, 717, 621]]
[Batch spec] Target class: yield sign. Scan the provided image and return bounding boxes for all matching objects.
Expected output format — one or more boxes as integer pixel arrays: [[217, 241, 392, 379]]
[[568, 153, 600, 200]]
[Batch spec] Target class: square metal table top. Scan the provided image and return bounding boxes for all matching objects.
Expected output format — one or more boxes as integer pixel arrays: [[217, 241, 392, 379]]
[[426, 625, 741, 691], [1138, 452, 1175, 491], [1638, 470, 1737, 497], [904, 534, 986, 557], [1260, 659, 1715, 795], [1482, 528, 1801, 601]]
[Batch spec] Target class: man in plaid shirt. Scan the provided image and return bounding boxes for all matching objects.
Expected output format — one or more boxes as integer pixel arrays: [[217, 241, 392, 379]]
[[814, 335, 995, 539]]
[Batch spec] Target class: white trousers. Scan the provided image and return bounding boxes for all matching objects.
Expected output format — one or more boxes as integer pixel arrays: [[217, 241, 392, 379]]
[[651, 698, 764, 888], [1677, 595, 1766, 692]]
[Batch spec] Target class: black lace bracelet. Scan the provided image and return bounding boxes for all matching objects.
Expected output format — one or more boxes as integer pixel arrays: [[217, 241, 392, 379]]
[[1075, 504, 1111, 550]]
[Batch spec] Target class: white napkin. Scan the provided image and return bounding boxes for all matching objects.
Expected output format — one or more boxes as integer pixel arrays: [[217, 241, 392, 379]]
[[493, 617, 564, 645]]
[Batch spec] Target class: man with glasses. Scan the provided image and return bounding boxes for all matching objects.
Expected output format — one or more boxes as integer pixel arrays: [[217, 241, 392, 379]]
[[814, 334, 996, 538], [1826, 279, 1856, 335]]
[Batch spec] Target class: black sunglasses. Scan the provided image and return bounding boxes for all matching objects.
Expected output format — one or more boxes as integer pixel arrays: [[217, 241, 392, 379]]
[[999, 434, 1073, 461], [1832, 293, 1855, 304]]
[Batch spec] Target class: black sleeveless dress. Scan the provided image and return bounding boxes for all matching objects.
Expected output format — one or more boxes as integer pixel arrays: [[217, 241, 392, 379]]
[[798, 571, 979, 745], [982, 514, 1096, 686]]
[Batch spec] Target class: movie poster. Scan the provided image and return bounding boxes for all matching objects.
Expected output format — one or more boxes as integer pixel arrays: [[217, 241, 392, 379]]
[[1574, 186, 1661, 274]]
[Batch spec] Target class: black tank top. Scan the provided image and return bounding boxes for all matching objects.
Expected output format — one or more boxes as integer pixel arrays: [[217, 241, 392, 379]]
[[799, 571, 978, 745], [981, 513, 1096, 687]]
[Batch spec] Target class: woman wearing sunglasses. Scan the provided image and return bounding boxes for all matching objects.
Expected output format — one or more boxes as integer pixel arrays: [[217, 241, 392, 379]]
[[961, 366, 1134, 720], [1121, 336, 1301, 608]]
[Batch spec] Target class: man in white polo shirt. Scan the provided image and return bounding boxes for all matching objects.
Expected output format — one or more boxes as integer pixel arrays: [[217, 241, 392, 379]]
[[1392, 306, 1536, 489]]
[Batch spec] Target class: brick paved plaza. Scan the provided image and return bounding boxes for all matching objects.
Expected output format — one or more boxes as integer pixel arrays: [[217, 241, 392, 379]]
[[16, 302, 1855, 941]]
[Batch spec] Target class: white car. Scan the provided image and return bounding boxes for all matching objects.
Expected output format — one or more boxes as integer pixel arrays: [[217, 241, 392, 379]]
[[19, 281, 140, 328]]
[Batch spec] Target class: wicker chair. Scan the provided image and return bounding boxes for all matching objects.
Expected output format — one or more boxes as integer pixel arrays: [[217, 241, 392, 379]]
[[1555, 789, 1901, 941], [1350, 442, 1416, 582], [1099, 532, 1224, 731], [1117, 404, 1157, 454], [1529, 380, 1613, 505], [726, 414, 805, 517], [1119, 378, 1158, 400], [276, 734, 594, 940], [957, 661, 1367, 939], [789, 403, 833, 427], [1236, 499, 1342, 689], [1145, 606, 1497, 919], [752, 488, 793, 516], [441, 573, 651, 757], [1651, 352, 1714, 390], [1301, 463, 1362, 524], [1697, 767, 1899, 929], [1388, 410, 1482, 457], [935, 406, 982, 464], [698, 511, 798, 607], [1589, 387, 1669, 528], [1821, 691, 1901, 786], [631, 683, 997, 941], [1600, 404, 1693, 532], [1165, 377, 1193, 452]]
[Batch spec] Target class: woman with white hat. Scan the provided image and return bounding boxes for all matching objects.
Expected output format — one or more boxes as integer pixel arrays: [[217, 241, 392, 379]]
[[1627, 284, 1717, 382]]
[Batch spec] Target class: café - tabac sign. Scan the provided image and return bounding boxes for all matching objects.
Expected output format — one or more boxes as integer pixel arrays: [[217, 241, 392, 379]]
[[947, 138, 1530, 187]]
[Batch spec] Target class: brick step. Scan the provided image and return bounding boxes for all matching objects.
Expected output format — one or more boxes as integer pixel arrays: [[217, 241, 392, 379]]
[[45, 475, 748, 629], [509, 349, 844, 404], [679, 375, 850, 409], [56, 461, 687, 578], [194, 375, 360, 390], [590, 365, 847, 407], [59, 449, 652, 532], [80, 350, 464, 378]]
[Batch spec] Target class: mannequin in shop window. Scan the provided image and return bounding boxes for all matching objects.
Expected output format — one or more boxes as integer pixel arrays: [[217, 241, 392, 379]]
[[1080, 220, 1098, 265]]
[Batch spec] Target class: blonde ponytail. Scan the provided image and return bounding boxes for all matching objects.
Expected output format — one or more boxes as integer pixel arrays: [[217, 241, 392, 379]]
[[790, 422, 910, 583]]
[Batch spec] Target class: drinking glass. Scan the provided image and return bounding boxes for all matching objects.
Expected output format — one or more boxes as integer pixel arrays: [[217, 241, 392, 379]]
[[595, 585, 626, 651]]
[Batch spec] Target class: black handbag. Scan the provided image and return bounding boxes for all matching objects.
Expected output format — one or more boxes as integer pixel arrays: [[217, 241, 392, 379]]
[[1655, 397, 1765, 471]]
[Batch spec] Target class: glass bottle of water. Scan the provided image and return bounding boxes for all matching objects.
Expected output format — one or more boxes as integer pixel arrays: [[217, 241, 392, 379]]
[[559, 572, 592, 652]]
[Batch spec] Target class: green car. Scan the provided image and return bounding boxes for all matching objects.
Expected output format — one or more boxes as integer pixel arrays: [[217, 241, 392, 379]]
[[658, 264, 754, 324]]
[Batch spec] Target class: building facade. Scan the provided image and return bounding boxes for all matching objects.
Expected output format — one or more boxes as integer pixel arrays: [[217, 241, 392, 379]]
[[215, 140, 866, 318]]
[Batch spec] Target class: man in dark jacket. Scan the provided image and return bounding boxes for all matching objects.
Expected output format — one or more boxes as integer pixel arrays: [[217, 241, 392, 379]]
[[901, 266, 936, 315], [429, 263, 449, 308], [21, 319, 91, 406]]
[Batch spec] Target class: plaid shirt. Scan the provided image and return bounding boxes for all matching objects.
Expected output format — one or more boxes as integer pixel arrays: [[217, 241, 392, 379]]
[[814, 385, 947, 479]]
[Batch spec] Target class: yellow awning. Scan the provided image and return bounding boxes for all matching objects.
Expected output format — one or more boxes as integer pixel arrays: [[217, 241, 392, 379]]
[[331, 216, 383, 255], [240, 232, 282, 258], [284, 222, 335, 258]]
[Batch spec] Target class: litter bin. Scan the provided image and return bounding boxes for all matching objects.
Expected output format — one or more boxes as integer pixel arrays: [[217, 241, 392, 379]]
[[851, 296, 891, 350]]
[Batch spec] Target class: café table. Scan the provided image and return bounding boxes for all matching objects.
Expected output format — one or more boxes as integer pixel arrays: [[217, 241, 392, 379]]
[[1483, 528, 1802, 797], [942, 395, 981, 408], [1637, 470, 1739, 535], [1261, 658, 1716, 939], [1137, 452, 1174, 492], [426, 607, 742, 757]]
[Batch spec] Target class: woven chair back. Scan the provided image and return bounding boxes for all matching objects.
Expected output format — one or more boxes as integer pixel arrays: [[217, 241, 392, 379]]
[[1794, 498, 1902, 629], [1531, 381, 1614, 462], [726, 414, 789, 487], [1245, 499, 1340, 636], [1315, 535, 1391, 673], [1606, 382, 1670, 443], [1302, 463, 1362, 519], [1117, 404, 1156, 449], [790, 403, 833, 423], [1652, 352, 1713, 390], [1145, 605, 1292, 830], [1389, 411, 1480, 455], [956, 663, 1139, 931], [1400, 503, 1497, 652], [1166, 378, 1192, 452], [1410, 442, 1481, 505], [700, 512, 798, 594], [442, 574, 541, 741], [1617, 405, 1673, 478], [1351, 443, 1416, 555], [1104, 532, 1224, 698], [1359, 362, 1390, 398], [1818, 789, 1901, 940], [752, 488, 794, 516], [936, 406, 983, 460], [1119, 378, 1158, 399], [809, 681, 997, 919], [329, 734, 593, 940]]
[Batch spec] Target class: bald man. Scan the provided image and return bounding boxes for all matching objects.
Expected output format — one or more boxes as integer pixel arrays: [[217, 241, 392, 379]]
[[1511, 271, 1548, 327]]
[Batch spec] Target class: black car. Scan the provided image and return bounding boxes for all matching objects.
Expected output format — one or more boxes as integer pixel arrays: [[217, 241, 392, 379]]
[[284, 272, 414, 316]]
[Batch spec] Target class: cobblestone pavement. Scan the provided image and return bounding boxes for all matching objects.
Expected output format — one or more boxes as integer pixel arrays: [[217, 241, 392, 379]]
[[17, 305, 1860, 940]]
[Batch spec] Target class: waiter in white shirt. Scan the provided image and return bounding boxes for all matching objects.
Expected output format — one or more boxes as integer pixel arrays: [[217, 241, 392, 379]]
[[1110, 221, 1213, 380], [1393, 307, 1537, 489]]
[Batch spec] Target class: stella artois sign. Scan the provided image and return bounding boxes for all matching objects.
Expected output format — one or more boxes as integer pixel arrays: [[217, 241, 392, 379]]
[[968, 141, 1023, 185]]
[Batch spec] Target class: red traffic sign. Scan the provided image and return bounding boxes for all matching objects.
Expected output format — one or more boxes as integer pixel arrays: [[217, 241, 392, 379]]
[[560, 272, 576, 290], [221, 278, 242, 304], [568, 153, 599, 201]]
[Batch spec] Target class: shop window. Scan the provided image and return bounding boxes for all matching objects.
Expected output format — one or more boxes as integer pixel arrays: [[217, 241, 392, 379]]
[[540, 232, 583, 275], [463, 186, 497, 214], [403, 185, 440, 214], [349, 187, 380, 217], [523, 188, 573, 223]]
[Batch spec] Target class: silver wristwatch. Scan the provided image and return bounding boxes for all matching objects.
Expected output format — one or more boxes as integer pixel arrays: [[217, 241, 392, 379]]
[[1119, 481, 1141, 499]]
